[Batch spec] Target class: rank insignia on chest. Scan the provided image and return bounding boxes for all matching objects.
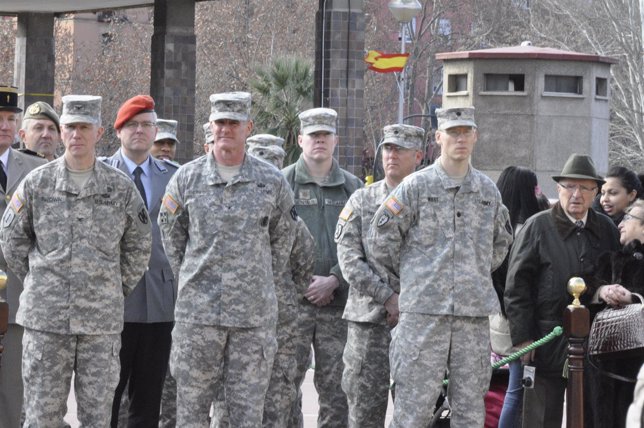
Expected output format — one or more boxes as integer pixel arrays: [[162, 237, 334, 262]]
[[298, 189, 311, 199], [10, 192, 24, 213], [385, 196, 403, 216], [339, 206, 353, 221], [162, 194, 180, 214]]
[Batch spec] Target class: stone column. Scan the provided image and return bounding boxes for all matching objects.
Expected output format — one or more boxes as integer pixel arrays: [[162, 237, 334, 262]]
[[315, 0, 365, 177], [150, 0, 196, 164], [14, 13, 55, 110]]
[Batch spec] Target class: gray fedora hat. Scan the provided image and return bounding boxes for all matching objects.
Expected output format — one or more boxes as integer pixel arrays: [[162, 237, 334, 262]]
[[552, 153, 605, 186]]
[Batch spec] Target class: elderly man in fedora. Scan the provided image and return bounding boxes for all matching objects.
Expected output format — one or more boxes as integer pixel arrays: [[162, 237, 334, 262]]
[[505, 153, 621, 427]]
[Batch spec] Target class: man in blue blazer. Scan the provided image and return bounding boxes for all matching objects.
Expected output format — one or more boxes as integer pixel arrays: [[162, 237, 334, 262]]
[[103, 95, 178, 428]]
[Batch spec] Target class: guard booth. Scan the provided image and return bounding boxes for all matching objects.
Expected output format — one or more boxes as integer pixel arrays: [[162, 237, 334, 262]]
[[436, 44, 616, 197]]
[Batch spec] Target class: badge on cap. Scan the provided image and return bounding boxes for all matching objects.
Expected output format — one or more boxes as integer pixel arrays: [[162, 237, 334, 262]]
[[27, 104, 41, 115]]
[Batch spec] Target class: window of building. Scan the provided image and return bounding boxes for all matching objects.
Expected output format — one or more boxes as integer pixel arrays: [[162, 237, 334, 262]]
[[595, 77, 608, 98], [544, 75, 583, 95], [447, 74, 468, 93], [483, 74, 525, 92]]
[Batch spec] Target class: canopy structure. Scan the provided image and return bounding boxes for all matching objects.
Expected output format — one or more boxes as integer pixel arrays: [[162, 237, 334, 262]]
[[0, 1, 153, 14]]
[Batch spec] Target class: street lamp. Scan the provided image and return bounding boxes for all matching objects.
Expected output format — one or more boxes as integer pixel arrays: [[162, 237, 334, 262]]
[[388, 0, 422, 124]]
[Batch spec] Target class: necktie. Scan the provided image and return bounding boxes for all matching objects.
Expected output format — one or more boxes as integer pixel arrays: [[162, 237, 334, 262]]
[[0, 160, 7, 191], [575, 220, 584, 229], [133, 166, 147, 208]]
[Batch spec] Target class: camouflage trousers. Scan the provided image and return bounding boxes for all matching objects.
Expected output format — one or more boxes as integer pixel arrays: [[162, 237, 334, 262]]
[[291, 303, 348, 427], [342, 321, 392, 428], [389, 314, 491, 428], [170, 321, 277, 428], [209, 316, 300, 428], [22, 328, 121, 427], [159, 366, 176, 428]]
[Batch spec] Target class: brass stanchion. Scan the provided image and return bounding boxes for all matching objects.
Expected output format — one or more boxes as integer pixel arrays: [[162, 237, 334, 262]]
[[564, 277, 590, 428]]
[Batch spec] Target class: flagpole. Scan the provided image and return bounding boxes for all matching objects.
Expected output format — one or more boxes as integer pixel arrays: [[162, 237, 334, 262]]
[[397, 23, 406, 124], [388, 0, 422, 124]]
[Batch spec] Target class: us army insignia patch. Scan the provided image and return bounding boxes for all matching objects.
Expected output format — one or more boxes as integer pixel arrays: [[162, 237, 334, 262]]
[[334, 223, 344, 240], [384, 196, 403, 216], [138, 207, 149, 224], [3, 209, 14, 227], [377, 212, 391, 227], [163, 194, 179, 214], [10, 192, 24, 213]]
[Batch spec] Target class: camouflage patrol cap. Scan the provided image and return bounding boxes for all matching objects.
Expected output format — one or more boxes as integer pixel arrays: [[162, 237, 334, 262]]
[[436, 107, 477, 130], [299, 108, 337, 135], [60, 95, 102, 126], [202, 122, 214, 144], [247, 134, 285, 148], [24, 101, 60, 133], [209, 91, 252, 122], [248, 144, 287, 169], [155, 119, 180, 144], [379, 124, 425, 150]]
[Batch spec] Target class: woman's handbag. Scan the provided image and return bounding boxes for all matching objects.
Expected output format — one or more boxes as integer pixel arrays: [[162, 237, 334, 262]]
[[588, 293, 644, 360], [489, 313, 515, 356]]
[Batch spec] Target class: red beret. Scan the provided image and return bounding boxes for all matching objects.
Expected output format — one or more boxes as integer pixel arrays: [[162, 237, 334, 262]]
[[114, 95, 155, 130]]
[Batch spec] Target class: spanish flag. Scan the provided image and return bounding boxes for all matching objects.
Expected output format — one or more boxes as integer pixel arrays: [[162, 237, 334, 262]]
[[364, 50, 410, 73]]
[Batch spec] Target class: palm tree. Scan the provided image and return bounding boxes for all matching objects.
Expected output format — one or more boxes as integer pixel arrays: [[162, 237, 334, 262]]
[[250, 56, 314, 166]]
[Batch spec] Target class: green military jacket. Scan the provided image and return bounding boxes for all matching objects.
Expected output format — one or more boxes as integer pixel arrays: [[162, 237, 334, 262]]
[[282, 156, 363, 308]]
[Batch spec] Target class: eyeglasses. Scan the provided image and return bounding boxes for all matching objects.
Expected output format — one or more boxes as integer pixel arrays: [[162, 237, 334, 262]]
[[623, 213, 644, 223], [558, 183, 598, 194], [444, 128, 475, 138], [123, 121, 157, 130]]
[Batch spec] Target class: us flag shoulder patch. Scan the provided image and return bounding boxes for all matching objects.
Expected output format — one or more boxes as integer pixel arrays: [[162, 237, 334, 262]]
[[384, 196, 403, 216], [339, 206, 353, 221], [10, 193, 24, 213], [162, 194, 180, 214]]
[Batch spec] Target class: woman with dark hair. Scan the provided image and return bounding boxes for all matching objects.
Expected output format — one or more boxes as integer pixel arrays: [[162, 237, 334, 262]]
[[597, 166, 642, 225], [585, 199, 644, 427], [491, 166, 544, 428]]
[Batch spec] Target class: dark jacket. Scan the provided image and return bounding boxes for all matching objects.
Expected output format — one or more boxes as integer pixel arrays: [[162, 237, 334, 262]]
[[585, 240, 644, 428], [505, 202, 620, 376], [282, 156, 363, 308]]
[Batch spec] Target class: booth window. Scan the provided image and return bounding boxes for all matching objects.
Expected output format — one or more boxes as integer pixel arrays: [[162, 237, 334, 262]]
[[544, 75, 583, 95]]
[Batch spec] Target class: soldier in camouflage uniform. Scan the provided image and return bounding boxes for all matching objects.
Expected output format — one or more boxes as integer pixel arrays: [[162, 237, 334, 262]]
[[159, 92, 298, 428], [211, 132, 316, 428], [150, 119, 180, 162], [368, 107, 513, 427], [335, 123, 424, 427], [282, 108, 363, 427], [0, 94, 152, 426]]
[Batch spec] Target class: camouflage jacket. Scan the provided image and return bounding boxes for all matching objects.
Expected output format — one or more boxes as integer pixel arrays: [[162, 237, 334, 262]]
[[159, 153, 298, 328], [367, 158, 513, 317], [0, 157, 152, 334], [336, 180, 396, 324]]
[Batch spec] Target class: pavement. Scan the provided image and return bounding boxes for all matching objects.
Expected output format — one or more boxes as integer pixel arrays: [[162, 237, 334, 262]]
[[64, 369, 394, 427]]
